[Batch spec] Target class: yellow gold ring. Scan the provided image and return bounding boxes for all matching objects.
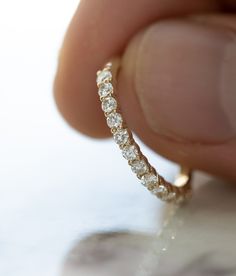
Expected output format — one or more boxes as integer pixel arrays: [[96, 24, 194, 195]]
[[96, 61, 192, 203]]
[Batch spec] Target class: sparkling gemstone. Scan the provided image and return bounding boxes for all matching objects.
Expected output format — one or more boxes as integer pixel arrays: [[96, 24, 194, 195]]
[[106, 112, 122, 128], [98, 83, 113, 97], [131, 160, 149, 175], [102, 97, 117, 113], [113, 128, 129, 146], [105, 62, 112, 68], [96, 70, 112, 85], [122, 145, 139, 161], [152, 185, 168, 198], [166, 191, 176, 201], [141, 173, 158, 187]]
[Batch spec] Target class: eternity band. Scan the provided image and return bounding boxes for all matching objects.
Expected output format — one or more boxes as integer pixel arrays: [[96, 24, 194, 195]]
[[96, 61, 192, 203]]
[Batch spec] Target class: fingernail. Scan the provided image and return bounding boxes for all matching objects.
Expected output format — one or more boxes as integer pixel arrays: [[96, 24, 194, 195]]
[[133, 21, 236, 142]]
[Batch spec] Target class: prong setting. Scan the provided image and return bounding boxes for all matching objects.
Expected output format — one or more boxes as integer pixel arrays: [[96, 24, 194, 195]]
[[96, 62, 191, 203]]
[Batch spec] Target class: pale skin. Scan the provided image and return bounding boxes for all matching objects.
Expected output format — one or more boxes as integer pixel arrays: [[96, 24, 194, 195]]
[[54, 0, 236, 181]]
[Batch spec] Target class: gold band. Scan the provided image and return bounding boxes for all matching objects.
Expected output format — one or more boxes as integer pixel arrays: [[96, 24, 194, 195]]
[[96, 61, 192, 203]]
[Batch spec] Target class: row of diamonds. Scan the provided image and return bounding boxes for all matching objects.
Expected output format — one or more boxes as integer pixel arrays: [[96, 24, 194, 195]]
[[96, 64, 180, 203]]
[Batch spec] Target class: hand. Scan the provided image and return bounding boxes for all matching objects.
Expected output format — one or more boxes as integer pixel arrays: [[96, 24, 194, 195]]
[[54, 0, 236, 181]]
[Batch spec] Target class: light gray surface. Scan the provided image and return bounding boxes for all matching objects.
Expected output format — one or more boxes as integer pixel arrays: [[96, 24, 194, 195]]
[[61, 175, 236, 276]]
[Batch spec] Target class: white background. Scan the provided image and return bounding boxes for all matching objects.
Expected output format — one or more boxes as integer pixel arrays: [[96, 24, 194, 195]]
[[0, 1, 179, 275]]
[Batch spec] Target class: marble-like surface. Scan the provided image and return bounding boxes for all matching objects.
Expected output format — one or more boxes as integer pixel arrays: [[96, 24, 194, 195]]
[[61, 175, 236, 276]]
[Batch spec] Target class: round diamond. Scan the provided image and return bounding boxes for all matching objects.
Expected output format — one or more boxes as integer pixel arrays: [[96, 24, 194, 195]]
[[96, 70, 112, 85], [152, 185, 168, 199], [102, 97, 117, 113], [141, 173, 158, 187], [122, 145, 139, 161], [113, 128, 129, 146], [131, 160, 149, 176], [98, 83, 113, 97], [107, 112, 122, 128], [166, 191, 176, 201]]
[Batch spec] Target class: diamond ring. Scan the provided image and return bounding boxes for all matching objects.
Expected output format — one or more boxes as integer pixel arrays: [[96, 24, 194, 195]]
[[96, 61, 192, 203]]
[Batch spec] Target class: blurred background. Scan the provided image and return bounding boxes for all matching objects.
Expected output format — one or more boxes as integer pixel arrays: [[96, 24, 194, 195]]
[[1, 1, 236, 276], [0, 1, 173, 275]]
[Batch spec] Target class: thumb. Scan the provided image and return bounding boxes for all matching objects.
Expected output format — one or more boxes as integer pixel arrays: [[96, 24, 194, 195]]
[[118, 15, 236, 180]]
